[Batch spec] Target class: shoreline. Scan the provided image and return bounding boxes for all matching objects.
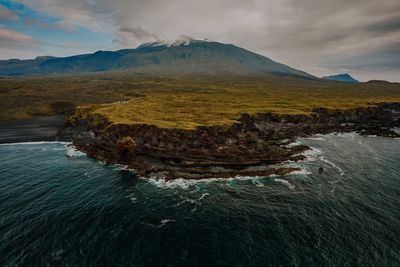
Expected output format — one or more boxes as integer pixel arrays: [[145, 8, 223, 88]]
[[3, 104, 400, 180], [60, 103, 400, 179], [0, 115, 67, 144]]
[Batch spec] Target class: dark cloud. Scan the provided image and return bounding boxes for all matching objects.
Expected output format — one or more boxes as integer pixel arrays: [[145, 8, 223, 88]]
[[365, 15, 400, 33], [324, 42, 400, 70]]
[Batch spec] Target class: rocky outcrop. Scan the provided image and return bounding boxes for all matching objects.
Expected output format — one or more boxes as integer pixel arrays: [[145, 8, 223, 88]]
[[57, 103, 400, 179]]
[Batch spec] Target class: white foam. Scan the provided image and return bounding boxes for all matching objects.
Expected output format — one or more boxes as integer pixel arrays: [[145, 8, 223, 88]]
[[160, 219, 175, 226], [161, 219, 175, 224], [302, 147, 322, 159], [274, 178, 295, 189], [111, 164, 135, 171], [227, 175, 264, 182], [175, 193, 209, 207], [300, 134, 327, 141], [304, 137, 326, 141], [147, 174, 272, 189], [66, 145, 86, 157], [392, 127, 400, 135], [52, 147, 66, 151], [252, 179, 264, 187], [148, 178, 197, 189], [0, 141, 70, 146], [290, 146, 322, 164], [320, 156, 344, 176], [146, 165, 317, 189], [297, 135, 345, 176], [177, 197, 196, 205], [198, 193, 209, 200], [286, 140, 302, 147], [329, 132, 357, 139], [155, 219, 176, 228], [290, 169, 312, 176]]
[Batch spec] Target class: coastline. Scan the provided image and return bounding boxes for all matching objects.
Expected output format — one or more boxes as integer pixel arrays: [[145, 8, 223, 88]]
[[59, 103, 400, 179], [3, 103, 399, 180], [0, 115, 67, 144]]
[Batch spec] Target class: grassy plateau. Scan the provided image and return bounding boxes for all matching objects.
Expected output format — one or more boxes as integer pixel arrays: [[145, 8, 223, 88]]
[[1, 73, 400, 129]]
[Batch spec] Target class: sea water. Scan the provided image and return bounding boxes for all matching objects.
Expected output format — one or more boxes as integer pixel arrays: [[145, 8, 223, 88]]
[[0, 134, 399, 266]]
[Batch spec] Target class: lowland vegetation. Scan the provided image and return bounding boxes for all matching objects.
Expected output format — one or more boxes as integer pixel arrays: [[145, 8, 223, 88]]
[[1, 72, 400, 129]]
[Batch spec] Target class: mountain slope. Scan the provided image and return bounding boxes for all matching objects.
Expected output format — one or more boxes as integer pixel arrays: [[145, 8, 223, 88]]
[[322, 73, 359, 83], [0, 37, 314, 78]]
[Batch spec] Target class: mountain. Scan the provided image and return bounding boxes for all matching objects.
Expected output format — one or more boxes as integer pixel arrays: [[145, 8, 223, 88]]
[[0, 36, 314, 78], [322, 73, 359, 83]]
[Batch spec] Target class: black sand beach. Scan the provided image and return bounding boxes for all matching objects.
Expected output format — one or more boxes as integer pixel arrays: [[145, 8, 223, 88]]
[[0, 116, 66, 144]]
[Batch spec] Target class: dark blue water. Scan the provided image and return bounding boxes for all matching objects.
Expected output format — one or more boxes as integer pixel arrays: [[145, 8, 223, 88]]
[[1, 134, 400, 266]]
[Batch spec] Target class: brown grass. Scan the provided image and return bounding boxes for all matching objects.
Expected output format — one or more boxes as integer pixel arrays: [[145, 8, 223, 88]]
[[1, 73, 400, 129]]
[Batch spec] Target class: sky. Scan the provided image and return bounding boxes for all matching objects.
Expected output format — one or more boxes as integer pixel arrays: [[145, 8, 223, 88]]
[[0, 0, 399, 81]]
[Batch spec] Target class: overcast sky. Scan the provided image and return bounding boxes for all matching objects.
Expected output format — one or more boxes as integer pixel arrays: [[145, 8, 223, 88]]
[[0, 0, 399, 81]]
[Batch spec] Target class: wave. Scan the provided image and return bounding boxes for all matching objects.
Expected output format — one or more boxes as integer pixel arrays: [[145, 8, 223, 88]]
[[320, 156, 344, 176], [291, 144, 322, 163], [326, 132, 357, 139], [301, 134, 326, 141], [252, 179, 264, 187], [66, 145, 87, 157], [290, 169, 312, 175], [157, 219, 176, 228], [148, 177, 231, 189], [274, 178, 295, 189], [198, 193, 209, 200], [160, 219, 175, 224], [147, 174, 278, 189], [0, 141, 70, 146], [302, 147, 322, 160], [286, 140, 302, 147], [392, 127, 400, 135], [146, 168, 311, 189], [292, 143, 343, 176]]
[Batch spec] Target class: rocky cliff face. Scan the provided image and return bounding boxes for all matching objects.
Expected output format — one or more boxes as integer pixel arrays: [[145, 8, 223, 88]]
[[58, 103, 400, 179]]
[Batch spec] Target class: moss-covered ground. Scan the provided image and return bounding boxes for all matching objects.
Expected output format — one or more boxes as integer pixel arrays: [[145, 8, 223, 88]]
[[1, 73, 400, 129]]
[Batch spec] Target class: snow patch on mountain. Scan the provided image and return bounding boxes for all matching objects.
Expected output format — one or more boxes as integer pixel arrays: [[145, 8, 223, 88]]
[[138, 35, 210, 48]]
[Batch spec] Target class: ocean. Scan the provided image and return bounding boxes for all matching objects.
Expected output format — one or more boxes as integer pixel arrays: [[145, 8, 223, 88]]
[[1, 133, 399, 266]]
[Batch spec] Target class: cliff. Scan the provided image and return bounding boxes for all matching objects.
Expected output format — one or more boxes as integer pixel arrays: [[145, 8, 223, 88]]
[[58, 103, 400, 179]]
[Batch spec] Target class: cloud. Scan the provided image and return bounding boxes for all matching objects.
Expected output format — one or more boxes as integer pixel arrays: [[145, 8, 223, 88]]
[[23, 17, 74, 32], [0, 5, 18, 21], [113, 26, 159, 47], [9, 0, 400, 81], [118, 27, 158, 40], [324, 42, 400, 71], [20, 0, 115, 31], [0, 27, 37, 49], [365, 15, 400, 33]]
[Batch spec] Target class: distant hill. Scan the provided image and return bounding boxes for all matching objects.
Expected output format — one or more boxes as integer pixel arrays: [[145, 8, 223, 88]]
[[322, 73, 359, 83], [0, 36, 315, 78]]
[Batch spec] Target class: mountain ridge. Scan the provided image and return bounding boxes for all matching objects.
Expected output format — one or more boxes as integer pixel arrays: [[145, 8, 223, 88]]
[[0, 37, 315, 78], [322, 73, 359, 83]]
